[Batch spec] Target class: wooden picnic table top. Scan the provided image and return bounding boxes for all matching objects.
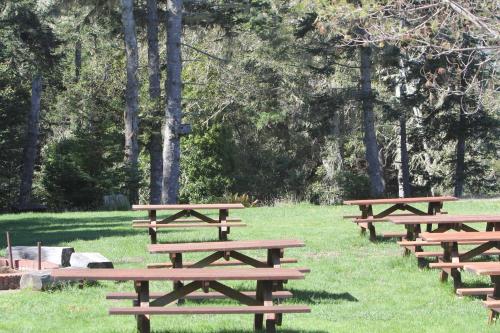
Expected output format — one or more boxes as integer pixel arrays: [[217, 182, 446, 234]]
[[420, 231, 500, 242], [132, 203, 245, 211], [389, 214, 500, 224], [464, 262, 500, 276], [51, 268, 305, 281], [343, 196, 457, 206], [149, 239, 305, 254]]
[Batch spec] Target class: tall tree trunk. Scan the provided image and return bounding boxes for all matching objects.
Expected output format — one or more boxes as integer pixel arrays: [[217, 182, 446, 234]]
[[359, 46, 385, 197], [162, 0, 183, 204], [412, 106, 435, 195], [146, 0, 163, 204], [74, 39, 82, 83], [18, 75, 42, 208], [454, 105, 466, 197], [396, 54, 411, 197], [397, 113, 411, 197], [121, 0, 140, 204]]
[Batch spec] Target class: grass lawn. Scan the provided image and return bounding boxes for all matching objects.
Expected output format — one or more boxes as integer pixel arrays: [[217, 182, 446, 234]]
[[0, 199, 499, 333]]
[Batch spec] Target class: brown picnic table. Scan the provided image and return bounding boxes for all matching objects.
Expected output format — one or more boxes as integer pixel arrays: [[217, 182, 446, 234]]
[[52, 268, 310, 333], [420, 231, 500, 289], [464, 262, 500, 323], [345, 196, 457, 240], [132, 203, 245, 243], [390, 214, 500, 241]]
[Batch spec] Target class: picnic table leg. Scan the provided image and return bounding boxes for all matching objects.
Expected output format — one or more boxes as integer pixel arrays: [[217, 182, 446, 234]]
[[489, 276, 500, 324], [254, 281, 264, 331], [218, 209, 229, 241], [263, 281, 276, 333], [267, 249, 283, 291], [358, 205, 370, 236], [135, 281, 150, 333], [440, 243, 451, 283], [148, 210, 157, 244], [170, 253, 185, 303], [449, 242, 462, 289]]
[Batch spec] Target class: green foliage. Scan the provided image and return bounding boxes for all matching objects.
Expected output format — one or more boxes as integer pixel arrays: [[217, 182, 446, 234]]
[[180, 124, 236, 203]]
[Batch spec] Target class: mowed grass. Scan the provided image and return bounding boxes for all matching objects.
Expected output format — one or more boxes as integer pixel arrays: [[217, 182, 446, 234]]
[[0, 199, 499, 333]]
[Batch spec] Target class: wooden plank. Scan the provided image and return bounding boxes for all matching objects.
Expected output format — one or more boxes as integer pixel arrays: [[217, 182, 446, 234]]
[[398, 240, 485, 246], [415, 249, 500, 258], [134, 222, 246, 228], [456, 288, 493, 296], [132, 203, 245, 211], [380, 231, 406, 238], [106, 291, 294, 300], [464, 262, 500, 276], [133, 217, 242, 223], [51, 268, 306, 281], [149, 240, 304, 253], [421, 232, 500, 242], [391, 215, 500, 224], [109, 305, 311, 315], [344, 196, 457, 205], [147, 258, 298, 268]]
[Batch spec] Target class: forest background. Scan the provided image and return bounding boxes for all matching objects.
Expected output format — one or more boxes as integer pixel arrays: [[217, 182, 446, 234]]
[[0, 0, 498, 212]]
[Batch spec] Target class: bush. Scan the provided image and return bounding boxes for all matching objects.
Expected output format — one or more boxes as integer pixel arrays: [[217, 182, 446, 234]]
[[180, 124, 236, 203]]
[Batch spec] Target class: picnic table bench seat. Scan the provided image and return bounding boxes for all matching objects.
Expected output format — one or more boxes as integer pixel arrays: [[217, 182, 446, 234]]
[[344, 196, 457, 241], [414, 249, 500, 259], [133, 222, 246, 228], [132, 203, 245, 243], [464, 262, 500, 322], [52, 267, 309, 333], [456, 287, 494, 297], [107, 290, 294, 301], [147, 257, 299, 268]]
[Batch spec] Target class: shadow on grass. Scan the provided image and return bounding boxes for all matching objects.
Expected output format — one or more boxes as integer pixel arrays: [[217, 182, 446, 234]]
[[291, 289, 358, 304], [151, 328, 329, 333], [0, 215, 165, 247]]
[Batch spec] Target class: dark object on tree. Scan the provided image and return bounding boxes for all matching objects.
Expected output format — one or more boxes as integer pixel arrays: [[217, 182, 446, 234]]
[[162, 0, 184, 204], [18, 75, 42, 209], [121, 0, 140, 204]]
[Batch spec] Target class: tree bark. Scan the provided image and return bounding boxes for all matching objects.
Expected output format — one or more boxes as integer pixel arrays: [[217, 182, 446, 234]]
[[18, 75, 42, 208], [454, 105, 466, 197], [162, 0, 183, 203], [397, 113, 411, 197], [359, 46, 385, 197], [74, 39, 82, 83], [396, 55, 411, 198], [121, 0, 140, 204], [146, 0, 163, 204]]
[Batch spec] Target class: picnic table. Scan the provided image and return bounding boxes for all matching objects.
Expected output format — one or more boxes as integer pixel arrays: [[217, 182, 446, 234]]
[[52, 268, 310, 333], [464, 262, 500, 323], [132, 203, 245, 243], [148, 239, 307, 290], [390, 214, 500, 241], [421, 231, 500, 289], [345, 196, 457, 240]]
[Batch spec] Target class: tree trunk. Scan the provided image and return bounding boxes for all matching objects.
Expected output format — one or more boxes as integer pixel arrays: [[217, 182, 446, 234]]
[[121, 0, 140, 204], [74, 39, 82, 82], [359, 46, 385, 197], [162, 0, 183, 204], [396, 54, 411, 198], [397, 113, 411, 197], [18, 75, 42, 208], [454, 106, 466, 197], [146, 0, 163, 204]]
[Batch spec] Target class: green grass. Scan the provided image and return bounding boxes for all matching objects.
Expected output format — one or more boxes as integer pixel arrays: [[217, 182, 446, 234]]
[[0, 199, 499, 333]]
